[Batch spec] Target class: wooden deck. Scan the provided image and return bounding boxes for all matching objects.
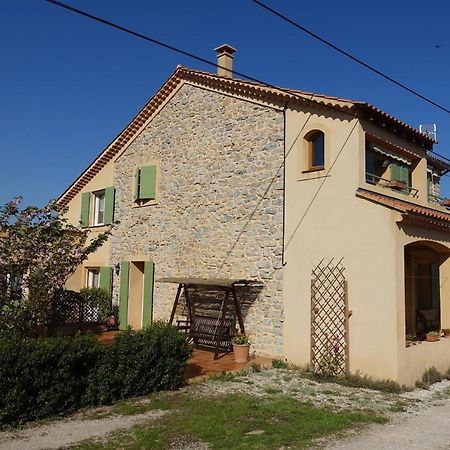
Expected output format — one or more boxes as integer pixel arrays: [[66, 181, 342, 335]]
[[96, 332, 272, 381], [185, 349, 272, 381]]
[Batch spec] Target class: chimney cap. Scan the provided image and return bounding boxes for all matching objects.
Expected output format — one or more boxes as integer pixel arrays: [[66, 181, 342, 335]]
[[214, 44, 237, 56]]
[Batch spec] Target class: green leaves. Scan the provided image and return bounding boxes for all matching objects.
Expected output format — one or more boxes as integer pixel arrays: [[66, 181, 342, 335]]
[[0, 322, 192, 427], [0, 197, 111, 334]]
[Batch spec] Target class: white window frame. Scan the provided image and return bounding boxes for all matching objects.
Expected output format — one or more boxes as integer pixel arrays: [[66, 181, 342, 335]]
[[93, 190, 105, 226], [86, 267, 100, 289]]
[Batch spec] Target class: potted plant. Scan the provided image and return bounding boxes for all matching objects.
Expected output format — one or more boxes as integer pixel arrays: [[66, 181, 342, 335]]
[[426, 331, 441, 342], [406, 333, 416, 347], [232, 334, 251, 363], [442, 328, 450, 338]]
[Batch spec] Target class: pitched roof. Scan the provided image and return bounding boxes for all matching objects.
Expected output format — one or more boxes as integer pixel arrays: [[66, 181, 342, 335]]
[[356, 188, 450, 232], [57, 67, 435, 208]]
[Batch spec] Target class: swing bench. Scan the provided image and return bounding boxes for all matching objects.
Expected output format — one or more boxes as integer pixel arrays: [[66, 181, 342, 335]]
[[159, 277, 256, 359]]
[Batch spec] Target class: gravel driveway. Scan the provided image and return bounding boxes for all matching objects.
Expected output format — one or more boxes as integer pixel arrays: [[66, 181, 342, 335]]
[[325, 398, 450, 450]]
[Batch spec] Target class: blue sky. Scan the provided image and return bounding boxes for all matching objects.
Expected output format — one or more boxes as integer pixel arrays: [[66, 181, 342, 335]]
[[1, 0, 450, 206]]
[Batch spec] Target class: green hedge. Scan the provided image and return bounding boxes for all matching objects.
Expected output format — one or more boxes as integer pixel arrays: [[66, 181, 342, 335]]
[[0, 322, 192, 426]]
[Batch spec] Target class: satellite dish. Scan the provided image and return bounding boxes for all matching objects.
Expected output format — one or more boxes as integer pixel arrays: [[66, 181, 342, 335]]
[[419, 124, 437, 141]]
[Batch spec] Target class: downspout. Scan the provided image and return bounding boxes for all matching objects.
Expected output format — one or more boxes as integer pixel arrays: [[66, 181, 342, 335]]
[[282, 104, 288, 267]]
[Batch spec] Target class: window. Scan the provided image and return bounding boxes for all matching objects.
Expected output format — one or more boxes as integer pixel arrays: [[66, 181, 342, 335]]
[[80, 187, 115, 227], [365, 142, 413, 195], [93, 190, 105, 226], [305, 130, 325, 170], [135, 165, 157, 206], [86, 268, 100, 289]]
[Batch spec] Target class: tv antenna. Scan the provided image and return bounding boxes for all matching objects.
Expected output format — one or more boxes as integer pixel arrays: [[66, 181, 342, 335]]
[[419, 123, 437, 141]]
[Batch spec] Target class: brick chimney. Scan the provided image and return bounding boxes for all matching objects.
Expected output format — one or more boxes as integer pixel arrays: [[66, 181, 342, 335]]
[[214, 44, 236, 78]]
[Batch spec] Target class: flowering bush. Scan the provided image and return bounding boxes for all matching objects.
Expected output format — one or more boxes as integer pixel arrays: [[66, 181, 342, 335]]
[[318, 334, 345, 377], [0, 197, 110, 334]]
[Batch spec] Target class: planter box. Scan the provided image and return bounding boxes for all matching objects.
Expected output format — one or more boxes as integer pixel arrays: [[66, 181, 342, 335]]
[[388, 180, 407, 191], [426, 335, 441, 342]]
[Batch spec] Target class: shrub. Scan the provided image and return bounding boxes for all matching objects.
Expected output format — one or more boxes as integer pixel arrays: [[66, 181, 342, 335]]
[[87, 322, 192, 404], [0, 322, 191, 426], [272, 358, 289, 369], [421, 367, 444, 387], [80, 288, 113, 322]]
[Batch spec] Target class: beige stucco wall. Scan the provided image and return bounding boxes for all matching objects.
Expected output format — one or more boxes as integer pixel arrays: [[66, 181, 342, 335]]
[[63, 159, 115, 291], [283, 106, 402, 380]]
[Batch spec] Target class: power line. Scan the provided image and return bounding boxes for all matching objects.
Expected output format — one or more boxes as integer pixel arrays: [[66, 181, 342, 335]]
[[44, 0, 316, 109], [45, 0, 450, 266], [249, 0, 450, 115]]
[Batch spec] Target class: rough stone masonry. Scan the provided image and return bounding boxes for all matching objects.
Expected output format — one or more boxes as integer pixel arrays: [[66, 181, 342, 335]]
[[111, 83, 285, 356]]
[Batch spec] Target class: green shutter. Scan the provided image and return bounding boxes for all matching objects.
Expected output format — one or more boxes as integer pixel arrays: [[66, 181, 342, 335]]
[[118, 261, 130, 330], [142, 261, 154, 327], [80, 192, 90, 227], [103, 187, 115, 225], [431, 263, 440, 310], [134, 168, 140, 201], [99, 266, 113, 295], [391, 162, 401, 182], [391, 162, 409, 194], [139, 166, 157, 199]]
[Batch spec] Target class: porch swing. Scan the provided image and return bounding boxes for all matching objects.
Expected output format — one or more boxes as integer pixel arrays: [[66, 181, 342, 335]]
[[158, 277, 262, 359]]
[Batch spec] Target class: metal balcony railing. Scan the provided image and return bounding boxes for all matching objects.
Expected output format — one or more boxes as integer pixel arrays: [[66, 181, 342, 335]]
[[366, 173, 419, 198]]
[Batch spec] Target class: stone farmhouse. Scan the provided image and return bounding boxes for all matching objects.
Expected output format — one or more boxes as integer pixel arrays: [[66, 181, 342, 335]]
[[59, 45, 450, 386]]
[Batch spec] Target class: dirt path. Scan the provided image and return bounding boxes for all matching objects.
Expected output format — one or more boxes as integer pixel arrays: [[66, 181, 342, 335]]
[[0, 410, 167, 450], [326, 398, 450, 450]]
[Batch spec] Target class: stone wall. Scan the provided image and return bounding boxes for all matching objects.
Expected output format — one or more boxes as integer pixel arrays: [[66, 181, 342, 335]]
[[111, 83, 285, 356]]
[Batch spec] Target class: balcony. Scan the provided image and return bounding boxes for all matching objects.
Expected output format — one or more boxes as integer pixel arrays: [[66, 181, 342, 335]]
[[428, 194, 450, 210], [366, 173, 418, 198]]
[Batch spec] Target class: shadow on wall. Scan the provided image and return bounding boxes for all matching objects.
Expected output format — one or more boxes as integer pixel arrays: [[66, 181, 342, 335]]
[[172, 283, 264, 324]]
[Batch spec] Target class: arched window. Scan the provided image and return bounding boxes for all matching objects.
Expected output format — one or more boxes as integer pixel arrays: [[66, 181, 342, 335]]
[[305, 130, 325, 170]]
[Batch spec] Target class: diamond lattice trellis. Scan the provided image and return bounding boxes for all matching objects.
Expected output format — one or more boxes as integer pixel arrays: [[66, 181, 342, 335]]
[[310, 258, 349, 376]]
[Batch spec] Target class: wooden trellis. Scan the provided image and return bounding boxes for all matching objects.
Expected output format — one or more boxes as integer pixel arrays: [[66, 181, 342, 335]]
[[310, 258, 349, 376]]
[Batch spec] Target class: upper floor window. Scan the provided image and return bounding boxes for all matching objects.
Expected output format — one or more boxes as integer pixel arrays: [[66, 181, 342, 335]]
[[135, 165, 157, 206], [80, 187, 115, 228], [93, 190, 105, 226], [365, 142, 415, 196], [305, 130, 325, 171]]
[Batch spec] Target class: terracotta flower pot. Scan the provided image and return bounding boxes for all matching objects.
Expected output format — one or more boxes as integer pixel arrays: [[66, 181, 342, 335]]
[[233, 343, 250, 363], [426, 335, 440, 342]]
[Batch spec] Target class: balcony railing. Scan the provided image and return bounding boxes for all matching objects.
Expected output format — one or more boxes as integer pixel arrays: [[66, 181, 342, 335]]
[[366, 173, 419, 198], [428, 194, 450, 209]]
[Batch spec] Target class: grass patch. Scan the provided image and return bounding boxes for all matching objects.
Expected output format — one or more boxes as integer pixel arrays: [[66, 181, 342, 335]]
[[388, 400, 408, 413], [74, 393, 386, 450], [263, 387, 283, 395], [208, 369, 248, 382], [309, 373, 408, 394]]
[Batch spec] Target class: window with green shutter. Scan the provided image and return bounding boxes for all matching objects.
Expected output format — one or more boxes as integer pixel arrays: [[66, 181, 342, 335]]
[[80, 187, 115, 227], [103, 187, 115, 225], [80, 192, 90, 227], [118, 261, 130, 330], [390, 161, 410, 194], [135, 165, 157, 205], [99, 266, 113, 295], [142, 261, 154, 326]]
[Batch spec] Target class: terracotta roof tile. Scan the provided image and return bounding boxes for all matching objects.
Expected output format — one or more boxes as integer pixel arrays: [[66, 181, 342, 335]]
[[57, 67, 435, 208], [356, 188, 450, 231]]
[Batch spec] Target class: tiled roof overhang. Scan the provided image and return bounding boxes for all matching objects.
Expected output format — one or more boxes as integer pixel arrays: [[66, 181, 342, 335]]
[[356, 188, 450, 233], [57, 67, 435, 208]]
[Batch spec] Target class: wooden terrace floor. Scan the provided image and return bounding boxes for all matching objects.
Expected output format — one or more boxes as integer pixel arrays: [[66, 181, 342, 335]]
[[96, 331, 272, 381]]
